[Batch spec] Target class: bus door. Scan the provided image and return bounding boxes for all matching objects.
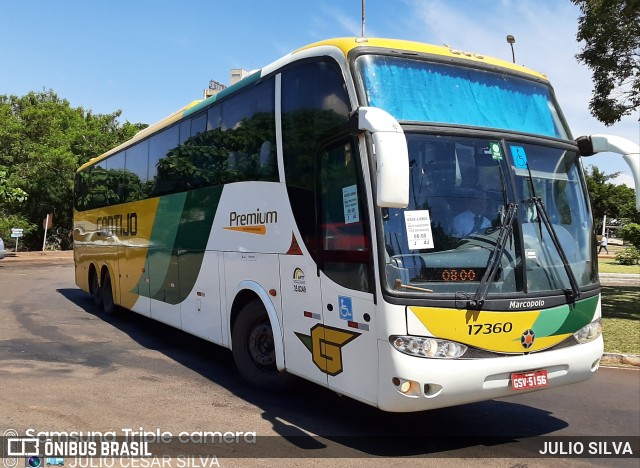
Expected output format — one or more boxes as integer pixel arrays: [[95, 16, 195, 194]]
[[279, 254, 327, 386], [317, 139, 378, 405]]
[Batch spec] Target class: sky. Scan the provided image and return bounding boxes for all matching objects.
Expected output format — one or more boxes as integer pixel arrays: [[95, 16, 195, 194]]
[[1, 0, 638, 186]]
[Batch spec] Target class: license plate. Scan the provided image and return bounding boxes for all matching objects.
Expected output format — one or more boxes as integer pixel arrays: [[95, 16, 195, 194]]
[[511, 369, 548, 390]]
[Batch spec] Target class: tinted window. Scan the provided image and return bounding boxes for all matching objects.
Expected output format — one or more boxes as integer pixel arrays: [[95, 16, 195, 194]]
[[319, 140, 371, 292], [281, 60, 351, 259], [88, 160, 107, 209], [74, 169, 91, 211], [149, 125, 179, 195], [207, 106, 221, 130], [163, 79, 276, 190], [124, 140, 149, 202], [191, 112, 207, 136], [105, 151, 125, 205], [76, 79, 278, 210], [179, 119, 191, 144]]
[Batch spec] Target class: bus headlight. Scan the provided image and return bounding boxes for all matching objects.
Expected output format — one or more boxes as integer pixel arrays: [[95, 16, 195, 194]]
[[391, 336, 467, 359], [573, 319, 602, 344]]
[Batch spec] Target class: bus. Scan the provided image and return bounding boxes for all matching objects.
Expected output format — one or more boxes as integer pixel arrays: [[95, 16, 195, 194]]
[[73, 37, 640, 412]]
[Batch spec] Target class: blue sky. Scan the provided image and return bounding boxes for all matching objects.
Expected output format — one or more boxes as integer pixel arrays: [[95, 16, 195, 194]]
[[1, 0, 638, 184]]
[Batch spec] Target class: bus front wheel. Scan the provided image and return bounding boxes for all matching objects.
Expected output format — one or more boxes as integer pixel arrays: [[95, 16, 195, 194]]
[[232, 301, 292, 390]]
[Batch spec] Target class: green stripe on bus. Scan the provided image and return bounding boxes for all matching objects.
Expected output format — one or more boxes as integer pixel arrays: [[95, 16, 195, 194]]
[[139, 185, 223, 304], [532, 295, 599, 337], [175, 185, 223, 302], [552, 295, 599, 336], [144, 193, 188, 298]]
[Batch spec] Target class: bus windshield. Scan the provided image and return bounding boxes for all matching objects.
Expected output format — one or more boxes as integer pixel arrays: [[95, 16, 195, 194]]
[[355, 54, 569, 139], [381, 135, 596, 297]]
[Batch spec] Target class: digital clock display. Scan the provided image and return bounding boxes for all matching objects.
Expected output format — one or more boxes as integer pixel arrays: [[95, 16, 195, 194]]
[[417, 267, 487, 282]]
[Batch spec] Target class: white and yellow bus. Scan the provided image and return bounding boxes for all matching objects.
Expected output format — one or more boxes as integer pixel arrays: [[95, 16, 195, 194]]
[[74, 37, 640, 412]]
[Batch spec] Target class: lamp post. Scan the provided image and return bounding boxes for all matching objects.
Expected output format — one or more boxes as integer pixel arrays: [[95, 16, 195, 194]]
[[506, 35, 516, 63]]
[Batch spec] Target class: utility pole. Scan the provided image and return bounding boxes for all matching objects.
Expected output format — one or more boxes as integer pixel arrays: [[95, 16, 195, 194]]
[[361, 0, 366, 38]]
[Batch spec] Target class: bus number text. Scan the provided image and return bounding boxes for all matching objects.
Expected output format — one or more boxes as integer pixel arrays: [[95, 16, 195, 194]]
[[467, 322, 513, 335]]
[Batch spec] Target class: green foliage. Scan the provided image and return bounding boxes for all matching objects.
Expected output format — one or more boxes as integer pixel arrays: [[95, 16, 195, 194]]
[[0, 166, 28, 202], [0, 214, 36, 249], [584, 165, 640, 231], [572, 0, 640, 125], [618, 222, 640, 248], [0, 89, 146, 250], [614, 246, 640, 265]]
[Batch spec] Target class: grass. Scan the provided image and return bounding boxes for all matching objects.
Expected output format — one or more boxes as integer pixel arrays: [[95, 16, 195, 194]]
[[601, 286, 640, 354], [598, 259, 640, 274]]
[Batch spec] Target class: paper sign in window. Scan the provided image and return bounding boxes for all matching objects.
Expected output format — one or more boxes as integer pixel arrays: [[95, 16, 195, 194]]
[[342, 185, 360, 224], [404, 210, 434, 250]]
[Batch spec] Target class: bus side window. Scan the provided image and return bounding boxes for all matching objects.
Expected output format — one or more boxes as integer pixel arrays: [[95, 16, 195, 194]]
[[106, 151, 125, 205], [281, 59, 351, 264], [89, 160, 107, 209], [318, 139, 372, 293], [150, 125, 179, 195], [74, 169, 91, 211], [124, 140, 149, 202]]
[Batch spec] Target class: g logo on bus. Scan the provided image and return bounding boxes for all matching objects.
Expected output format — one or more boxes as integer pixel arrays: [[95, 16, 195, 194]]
[[521, 329, 535, 349], [295, 324, 360, 376]]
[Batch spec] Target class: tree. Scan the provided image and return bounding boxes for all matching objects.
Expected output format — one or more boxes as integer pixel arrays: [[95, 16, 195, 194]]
[[0, 90, 146, 249], [618, 222, 640, 248], [572, 0, 640, 125], [584, 165, 640, 231]]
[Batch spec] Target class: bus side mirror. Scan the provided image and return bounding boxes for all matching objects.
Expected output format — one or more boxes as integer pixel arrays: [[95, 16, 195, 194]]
[[577, 134, 640, 211], [356, 107, 409, 208]]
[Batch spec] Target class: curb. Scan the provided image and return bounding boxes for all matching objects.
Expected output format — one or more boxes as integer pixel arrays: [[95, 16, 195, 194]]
[[601, 353, 640, 368]]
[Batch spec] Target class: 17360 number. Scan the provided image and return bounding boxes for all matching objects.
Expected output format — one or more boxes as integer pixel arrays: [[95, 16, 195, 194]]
[[467, 322, 513, 335]]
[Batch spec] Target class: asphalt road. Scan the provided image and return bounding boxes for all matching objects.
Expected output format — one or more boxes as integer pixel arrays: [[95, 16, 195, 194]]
[[0, 259, 638, 467]]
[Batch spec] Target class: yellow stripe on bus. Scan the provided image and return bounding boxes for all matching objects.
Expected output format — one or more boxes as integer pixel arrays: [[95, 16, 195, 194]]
[[409, 306, 571, 353]]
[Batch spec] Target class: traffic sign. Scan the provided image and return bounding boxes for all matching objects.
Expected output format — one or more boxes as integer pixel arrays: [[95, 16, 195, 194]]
[[10, 228, 24, 238]]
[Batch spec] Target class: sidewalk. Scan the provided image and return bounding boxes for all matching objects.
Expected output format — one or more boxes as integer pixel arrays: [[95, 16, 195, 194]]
[[1, 250, 73, 264]]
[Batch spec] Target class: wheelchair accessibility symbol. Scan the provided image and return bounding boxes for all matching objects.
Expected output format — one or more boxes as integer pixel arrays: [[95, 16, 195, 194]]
[[511, 145, 528, 169], [338, 296, 353, 321]]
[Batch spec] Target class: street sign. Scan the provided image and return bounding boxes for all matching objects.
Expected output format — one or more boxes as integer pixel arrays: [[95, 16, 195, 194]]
[[43, 213, 53, 229], [10, 228, 23, 238]]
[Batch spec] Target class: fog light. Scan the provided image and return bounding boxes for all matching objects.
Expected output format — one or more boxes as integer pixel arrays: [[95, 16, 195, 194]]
[[399, 380, 411, 393]]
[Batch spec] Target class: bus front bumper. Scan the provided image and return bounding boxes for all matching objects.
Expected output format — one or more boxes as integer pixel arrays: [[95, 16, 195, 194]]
[[376, 336, 603, 412]]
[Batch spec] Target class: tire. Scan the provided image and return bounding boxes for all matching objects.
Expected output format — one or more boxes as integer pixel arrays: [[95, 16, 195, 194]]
[[89, 270, 101, 308], [232, 300, 293, 390], [101, 271, 117, 315]]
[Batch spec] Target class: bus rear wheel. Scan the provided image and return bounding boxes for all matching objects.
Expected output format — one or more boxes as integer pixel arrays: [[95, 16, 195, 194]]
[[101, 271, 117, 315], [89, 269, 101, 308], [232, 301, 292, 390]]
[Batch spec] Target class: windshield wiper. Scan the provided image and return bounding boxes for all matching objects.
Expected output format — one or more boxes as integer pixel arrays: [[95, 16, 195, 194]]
[[531, 197, 581, 301], [468, 203, 517, 309]]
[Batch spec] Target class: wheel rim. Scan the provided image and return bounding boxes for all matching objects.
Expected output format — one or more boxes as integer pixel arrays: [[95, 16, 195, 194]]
[[247, 320, 276, 371]]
